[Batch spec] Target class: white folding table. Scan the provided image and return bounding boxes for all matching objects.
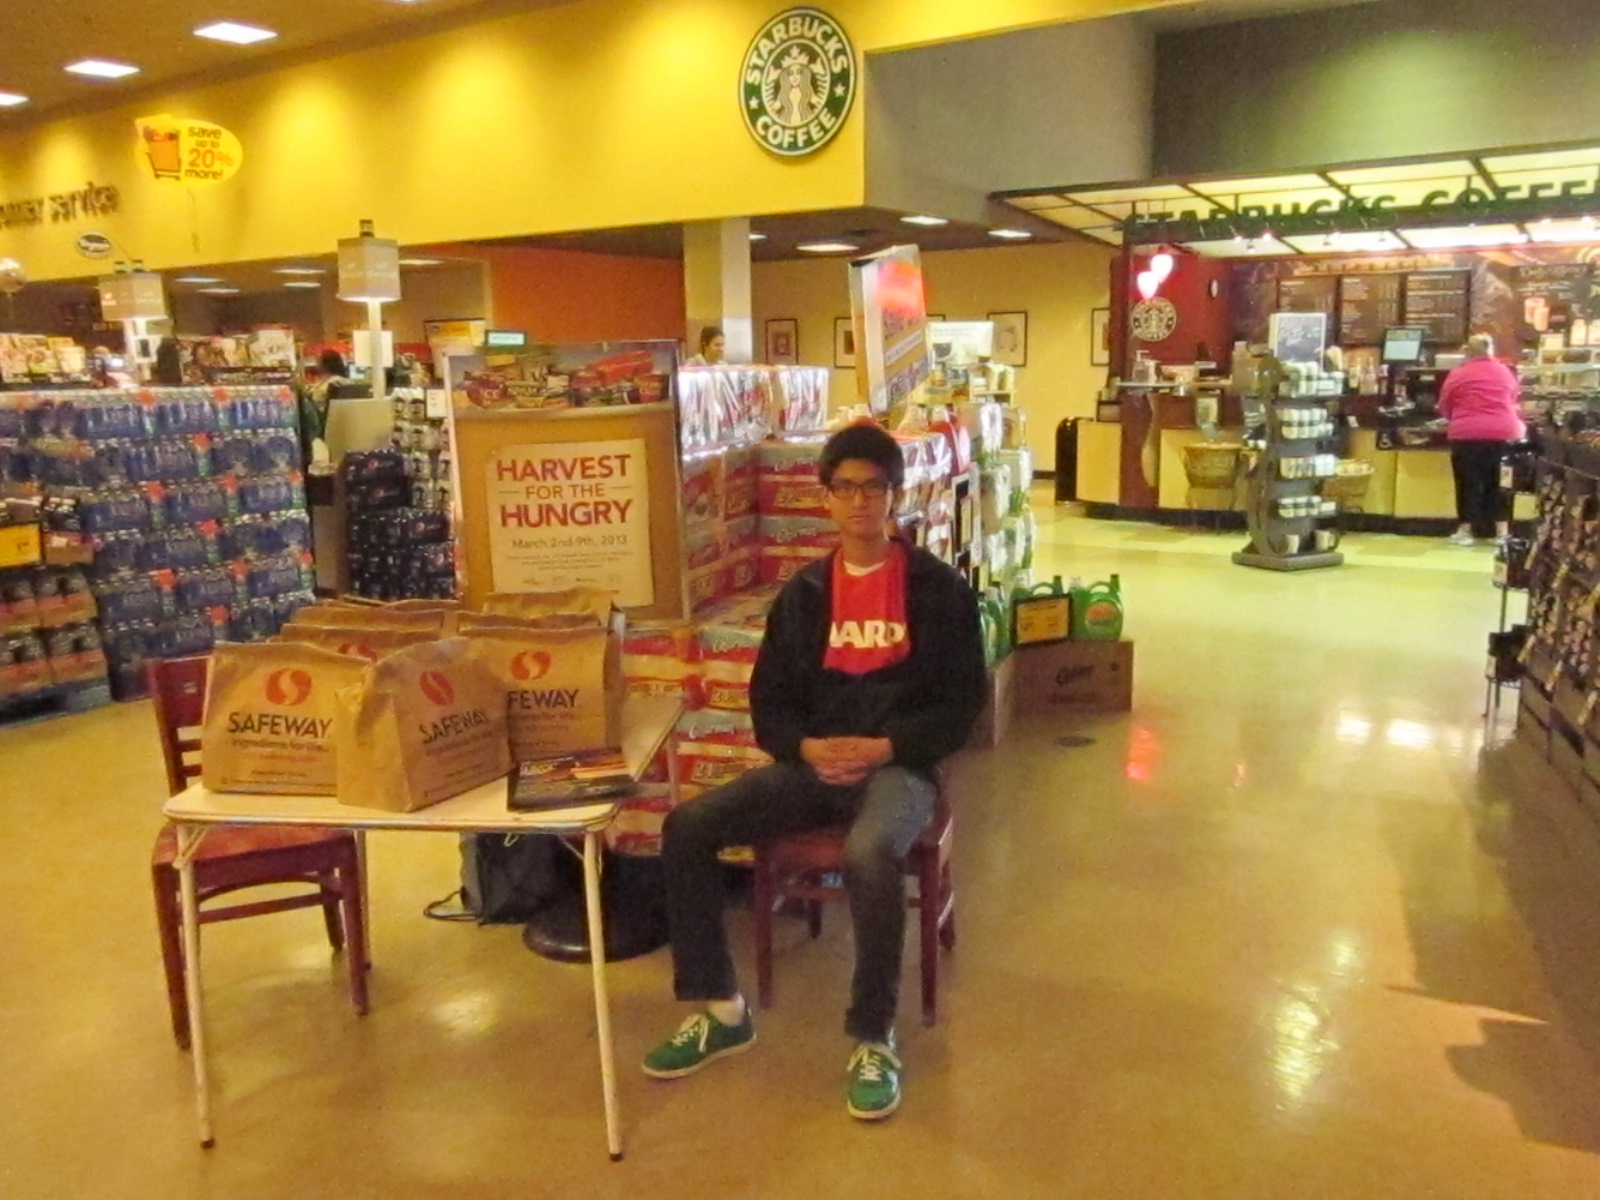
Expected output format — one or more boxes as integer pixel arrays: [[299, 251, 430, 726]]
[[162, 695, 683, 1162]]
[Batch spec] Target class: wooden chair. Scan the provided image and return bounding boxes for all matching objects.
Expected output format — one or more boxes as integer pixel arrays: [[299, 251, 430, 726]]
[[751, 778, 955, 1026], [148, 656, 369, 1050]]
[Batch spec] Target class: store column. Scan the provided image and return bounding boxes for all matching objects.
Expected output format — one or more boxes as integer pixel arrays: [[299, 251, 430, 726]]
[[683, 218, 753, 363]]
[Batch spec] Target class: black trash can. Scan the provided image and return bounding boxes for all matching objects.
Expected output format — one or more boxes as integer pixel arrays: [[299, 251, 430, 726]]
[[1055, 417, 1081, 503]]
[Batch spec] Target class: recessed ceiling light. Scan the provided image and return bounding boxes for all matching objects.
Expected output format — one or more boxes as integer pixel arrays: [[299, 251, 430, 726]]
[[0, 92, 29, 108], [988, 228, 1032, 241], [194, 21, 277, 45], [749, 232, 768, 242], [282, 281, 321, 290], [197, 286, 240, 295], [65, 59, 140, 79], [796, 241, 859, 254], [173, 276, 223, 284], [901, 215, 948, 227], [398, 257, 444, 267], [272, 266, 326, 276]]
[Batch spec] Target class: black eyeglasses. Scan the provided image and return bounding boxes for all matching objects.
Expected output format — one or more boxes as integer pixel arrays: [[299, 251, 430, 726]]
[[827, 478, 892, 499]]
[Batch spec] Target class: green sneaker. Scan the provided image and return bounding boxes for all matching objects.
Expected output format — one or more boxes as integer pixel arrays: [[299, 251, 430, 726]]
[[846, 1037, 901, 1120], [641, 1008, 756, 1079]]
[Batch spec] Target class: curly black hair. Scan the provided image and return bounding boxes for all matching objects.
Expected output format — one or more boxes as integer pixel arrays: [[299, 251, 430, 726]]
[[817, 421, 904, 490]]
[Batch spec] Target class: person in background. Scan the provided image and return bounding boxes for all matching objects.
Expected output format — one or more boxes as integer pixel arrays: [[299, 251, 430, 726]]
[[298, 349, 350, 467], [641, 422, 986, 1121], [685, 325, 726, 366], [151, 337, 185, 386], [1439, 333, 1524, 546]]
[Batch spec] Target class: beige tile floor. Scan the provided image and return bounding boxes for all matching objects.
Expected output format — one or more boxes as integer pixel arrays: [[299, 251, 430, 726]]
[[4, 497, 1600, 1199]]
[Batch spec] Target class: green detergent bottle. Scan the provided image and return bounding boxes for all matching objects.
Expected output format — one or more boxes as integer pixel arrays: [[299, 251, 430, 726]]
[[984, 584, 1013, 661], [1070, 574, 1124, 641]]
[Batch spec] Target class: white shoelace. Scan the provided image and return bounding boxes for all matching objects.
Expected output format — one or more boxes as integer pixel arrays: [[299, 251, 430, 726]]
[[672, 1013, 712, 1052], [849, 1042, 900, 1081]]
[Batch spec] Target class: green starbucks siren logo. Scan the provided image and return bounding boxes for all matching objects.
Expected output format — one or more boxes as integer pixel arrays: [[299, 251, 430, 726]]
[[741, 8, 857, 158]]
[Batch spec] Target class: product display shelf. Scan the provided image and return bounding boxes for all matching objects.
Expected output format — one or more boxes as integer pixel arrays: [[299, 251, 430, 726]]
[[1511, 446, 1600, 818], [0, 386, 316, 701], [1233, 380, 1344, 573]]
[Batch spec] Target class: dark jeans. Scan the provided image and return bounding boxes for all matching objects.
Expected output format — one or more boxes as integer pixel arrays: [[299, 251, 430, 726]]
[[661, 761, 936, 1042], [1450, 440, 1511, 537]]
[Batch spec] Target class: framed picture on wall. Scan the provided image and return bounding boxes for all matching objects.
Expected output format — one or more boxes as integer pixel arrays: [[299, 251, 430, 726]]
[[765, 318, 798, 365], [987, 311, 1028, 366], [833, 317, 856, 368], [1090, 307, 1111, 366]]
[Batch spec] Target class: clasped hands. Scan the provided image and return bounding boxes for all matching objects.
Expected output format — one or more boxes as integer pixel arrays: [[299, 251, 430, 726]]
[[799, 736, 893, 787]]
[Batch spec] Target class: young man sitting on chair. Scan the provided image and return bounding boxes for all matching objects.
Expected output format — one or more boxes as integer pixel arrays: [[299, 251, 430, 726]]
[[643, 421, 987, 1120]]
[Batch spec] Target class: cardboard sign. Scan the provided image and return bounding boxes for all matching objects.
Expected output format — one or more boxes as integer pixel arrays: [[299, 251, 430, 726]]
[[485, 439, 653, 606], [1013, 595, 1070, 646]]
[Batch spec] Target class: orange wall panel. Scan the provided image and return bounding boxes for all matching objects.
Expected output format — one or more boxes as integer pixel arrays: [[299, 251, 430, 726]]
[[429, 246, 685, 345]]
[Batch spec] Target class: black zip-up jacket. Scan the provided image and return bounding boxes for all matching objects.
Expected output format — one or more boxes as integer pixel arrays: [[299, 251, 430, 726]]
[[749, 544, 987, 776]]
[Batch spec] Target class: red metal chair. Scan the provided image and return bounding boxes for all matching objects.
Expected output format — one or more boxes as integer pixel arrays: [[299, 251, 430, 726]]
[[148, 656, 369, 1050], [751, 779, 956, 1026]]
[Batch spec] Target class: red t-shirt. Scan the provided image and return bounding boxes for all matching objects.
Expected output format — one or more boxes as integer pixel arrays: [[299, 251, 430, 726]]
[[822, 544, 911, 675]]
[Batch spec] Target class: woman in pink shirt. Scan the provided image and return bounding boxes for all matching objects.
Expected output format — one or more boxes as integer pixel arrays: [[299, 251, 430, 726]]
[[1438, 334, 1524, 546]]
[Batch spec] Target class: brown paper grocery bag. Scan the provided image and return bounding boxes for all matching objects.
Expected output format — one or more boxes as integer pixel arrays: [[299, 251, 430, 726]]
[[464, 613, 625, 762], [201, 641, 367, 794], [279, 624, 438, 662], [482, 587, 613, 625], [334, 638, 512, 812], [289, 603, 448, 632]]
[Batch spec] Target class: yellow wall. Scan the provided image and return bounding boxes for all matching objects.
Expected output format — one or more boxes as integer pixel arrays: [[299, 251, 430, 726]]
[[753, 240, 1114, 466], [0, 0, 1160, 282]]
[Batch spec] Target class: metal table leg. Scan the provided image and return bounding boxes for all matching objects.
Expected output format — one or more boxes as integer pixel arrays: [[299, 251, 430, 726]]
[[174, 823, 215, 1148], [581, 830, 623, 1161]]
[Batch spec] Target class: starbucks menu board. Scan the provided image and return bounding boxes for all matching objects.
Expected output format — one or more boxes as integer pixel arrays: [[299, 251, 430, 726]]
[[1278, 276, 1337, 313], [1403, 270, 1471, 345], [1338, 274, 1402, 344], [1511, 262, 1595, 331]]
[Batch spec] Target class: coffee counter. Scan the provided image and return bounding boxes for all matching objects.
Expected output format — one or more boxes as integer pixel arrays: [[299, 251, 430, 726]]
[[1074, 416, 1532, 523]]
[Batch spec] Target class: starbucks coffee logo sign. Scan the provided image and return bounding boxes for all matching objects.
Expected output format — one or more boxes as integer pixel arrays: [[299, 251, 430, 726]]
[[741, 8, 856, 158], [1130, 298, 1178, 343]]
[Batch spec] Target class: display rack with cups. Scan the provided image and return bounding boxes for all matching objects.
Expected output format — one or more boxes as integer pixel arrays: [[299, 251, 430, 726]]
[[1233, 362, 1345, 572]]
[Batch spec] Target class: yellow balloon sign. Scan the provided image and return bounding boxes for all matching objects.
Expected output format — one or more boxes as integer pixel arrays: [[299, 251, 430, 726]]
[[134, 115, 244, 186]]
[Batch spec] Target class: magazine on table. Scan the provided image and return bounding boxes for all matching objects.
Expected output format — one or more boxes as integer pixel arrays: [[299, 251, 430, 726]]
[[508, 747, 637, 810]]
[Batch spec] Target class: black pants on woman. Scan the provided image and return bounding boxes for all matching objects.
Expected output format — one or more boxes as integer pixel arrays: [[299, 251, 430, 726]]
[[1449, 439, 1510, 538]]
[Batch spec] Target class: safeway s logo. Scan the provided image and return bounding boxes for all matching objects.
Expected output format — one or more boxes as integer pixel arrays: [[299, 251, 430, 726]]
[[264, 668, 313, 707], [510, 650, 552, 681], [419, 671, 456, 706], [338, 642, 380, 662]]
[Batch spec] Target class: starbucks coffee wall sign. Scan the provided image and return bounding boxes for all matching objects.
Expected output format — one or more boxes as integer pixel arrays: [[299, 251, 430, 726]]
[[741, 8, 857, 158]]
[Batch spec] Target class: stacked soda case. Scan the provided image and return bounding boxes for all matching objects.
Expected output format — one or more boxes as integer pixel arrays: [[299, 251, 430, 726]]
[[0, 565, 108, 703], [676, 365, 829, 453], [681, 445, 760, 613], [0, 387, 315, 700], [387, 387, 454, 516], [612, 589, 780, 858], [343, 449, 456, 600]]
